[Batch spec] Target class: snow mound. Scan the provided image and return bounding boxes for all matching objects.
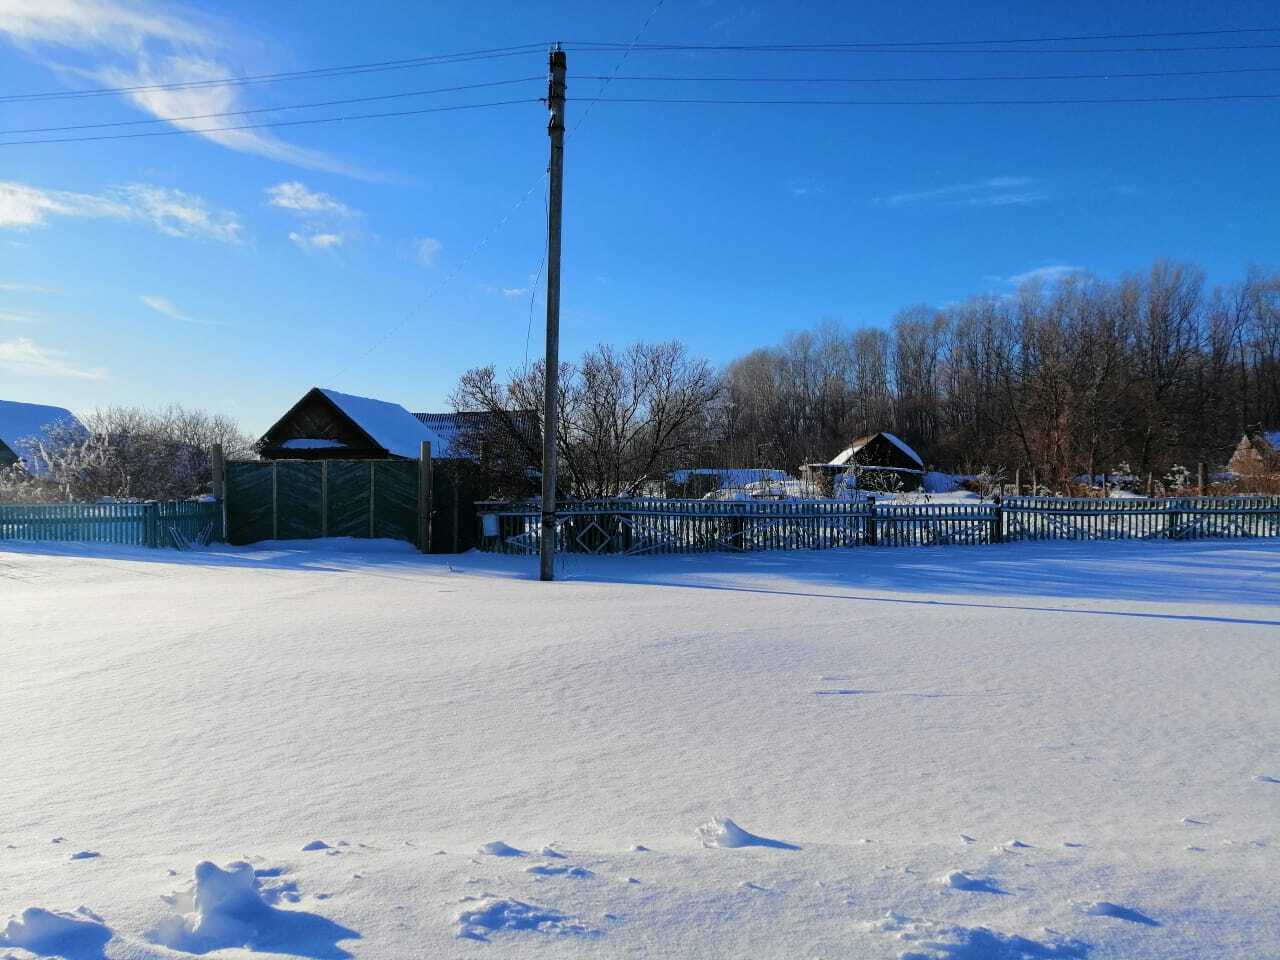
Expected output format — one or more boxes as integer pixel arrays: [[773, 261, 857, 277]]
[[1078, 900, 1160, 926], [68, 849, 101, 860], [697, 817, 799, 850], [478, 840, 526, 857], [150, 860, 357, 955], [301, 840, 331, 851], [455, 898, 597, 941], [865, 912, 1087, 959], [539, 845, 567, 859], [935, 870, 1007, 894], [0, 907, 112, 955], [526, 863, 593, 878]]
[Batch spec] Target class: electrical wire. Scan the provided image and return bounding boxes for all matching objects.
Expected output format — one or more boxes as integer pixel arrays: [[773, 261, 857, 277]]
[[0, 44, 548, 105], [568, 26, 1280, 49], [570, 0, 666, 136], [0, 98, 542, 147], [571, 92, 1280, 106], [0, 78, 544, 136], [567, 40, 1280, 55], [572, 65, 1280, 85]]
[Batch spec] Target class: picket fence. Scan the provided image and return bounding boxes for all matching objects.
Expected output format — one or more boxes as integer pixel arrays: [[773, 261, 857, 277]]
[[0, 500, 222, 549], [477, 495, 1280, 556]]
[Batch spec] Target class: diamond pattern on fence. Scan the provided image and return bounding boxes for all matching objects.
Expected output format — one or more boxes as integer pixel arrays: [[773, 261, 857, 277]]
[[277, 461, 324, 540], [373, 460, 418, 543], [325, 460, 372, 538], [226, 461, 274, 545]]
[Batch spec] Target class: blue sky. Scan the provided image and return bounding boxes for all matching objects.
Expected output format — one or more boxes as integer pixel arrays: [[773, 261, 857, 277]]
[[1, 0, 1278, 433]]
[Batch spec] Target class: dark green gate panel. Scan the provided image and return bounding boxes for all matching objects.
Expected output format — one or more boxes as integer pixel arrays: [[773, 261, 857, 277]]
[[326, 460, 372, 538], [430, 461, 483, 553], [372, 460, 418, 542], [277, 461, 324, 539], [226, 461, 275, 545]]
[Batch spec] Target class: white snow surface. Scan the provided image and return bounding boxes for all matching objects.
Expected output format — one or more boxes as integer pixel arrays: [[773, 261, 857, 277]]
[[318, 388, 445, 459], [2, 537, 1279, 958]]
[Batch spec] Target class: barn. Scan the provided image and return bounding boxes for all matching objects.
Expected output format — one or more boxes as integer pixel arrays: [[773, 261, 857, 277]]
[[256, 387, 447, 460], [801, 432, 925, 494], [0, 400, 85, 474]]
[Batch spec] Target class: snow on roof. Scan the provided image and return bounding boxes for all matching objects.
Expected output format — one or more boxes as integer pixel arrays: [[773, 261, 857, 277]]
[[280, 438, 349, 450], [411, 413, 467, 458], [318, 389, 445, 460], [0, 400, 84, 473], [1263, 430, 1280, 450], [829, 432, 923, 468]]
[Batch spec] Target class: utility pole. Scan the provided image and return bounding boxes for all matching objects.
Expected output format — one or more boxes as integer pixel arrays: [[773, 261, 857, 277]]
[[540, 44, 567, 582]]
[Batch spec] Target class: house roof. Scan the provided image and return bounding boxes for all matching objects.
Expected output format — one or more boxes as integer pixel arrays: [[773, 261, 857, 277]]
[[829, 432, 923, 469], [316, 389, 446, 459], [412, 410, 541, 460], [0, 400, 84, 473]]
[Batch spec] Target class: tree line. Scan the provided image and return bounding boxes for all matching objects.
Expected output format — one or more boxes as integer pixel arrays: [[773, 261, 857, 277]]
[[456, 260, 1280, 497]]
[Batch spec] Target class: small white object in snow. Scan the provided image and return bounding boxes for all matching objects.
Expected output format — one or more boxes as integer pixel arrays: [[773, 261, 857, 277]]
[[0, 907, 111, 955], [936, 870, 1006, 894], [455, 898, 597, 941], [301, 840, 331, 851], [478, 840, 526, 857], [697, 817, 799, 850]]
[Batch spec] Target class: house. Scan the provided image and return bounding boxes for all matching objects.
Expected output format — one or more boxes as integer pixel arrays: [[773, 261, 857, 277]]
[[1227, 430, 1280, 478], [256, 387, 447, 460], [412, 410, 540, 462], [0, 400, 85, 475], [801, 432, 925, 493]]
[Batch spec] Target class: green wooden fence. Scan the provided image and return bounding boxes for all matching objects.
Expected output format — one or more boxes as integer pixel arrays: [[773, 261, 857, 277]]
[[478, 495, 1280, 556], [0, 500, 222, 548]]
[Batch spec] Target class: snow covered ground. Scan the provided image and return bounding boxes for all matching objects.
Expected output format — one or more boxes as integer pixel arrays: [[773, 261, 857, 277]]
[[2, 537, 1278, 959]]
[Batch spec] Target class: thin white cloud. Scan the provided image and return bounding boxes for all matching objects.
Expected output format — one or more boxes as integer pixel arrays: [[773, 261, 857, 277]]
[[267, 181, 353, 216], [0, 335, 105, 379], [0, 281, 54, 293], [0, 310, 41, 323], [415, 236, 442, 267], [1007, 264, 1086, 287], [502, 287, 529, 298], [289, 230, 343, 251], [0, 179, 243, 242], [786, 177, 824, 198], [139, 293, 219, 325], [0, 2, 362, 176], [0, 0, 200, 48], [878, 176, 1046, 208]]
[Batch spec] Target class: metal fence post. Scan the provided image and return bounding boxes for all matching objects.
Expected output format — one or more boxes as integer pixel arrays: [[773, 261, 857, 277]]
[[1166, 498, 1182, 540]]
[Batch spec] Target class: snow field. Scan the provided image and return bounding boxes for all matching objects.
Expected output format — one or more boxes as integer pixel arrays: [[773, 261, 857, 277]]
[[1, 537, 1278, 958]]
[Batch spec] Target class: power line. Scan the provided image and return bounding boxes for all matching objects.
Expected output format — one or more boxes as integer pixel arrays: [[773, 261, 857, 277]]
[[330, 170, 549, 383], [567, 25, 1280, 50], [571, 0, 666, 135], [0, 44, 547, 105], [0, 98, 541, 147], [0, 78, 543, 136], [573, 65, 1280, 85], [569, 40, 1280, 55], [575, 92, 1280, 105]]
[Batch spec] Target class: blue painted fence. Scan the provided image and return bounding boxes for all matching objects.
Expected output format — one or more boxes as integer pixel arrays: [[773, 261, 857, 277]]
[[0, 500, 223, 548]]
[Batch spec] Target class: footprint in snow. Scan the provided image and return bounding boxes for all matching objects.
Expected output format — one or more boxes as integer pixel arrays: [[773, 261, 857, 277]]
[[69, 850, 101, 861], [526, 863, 593, 879]]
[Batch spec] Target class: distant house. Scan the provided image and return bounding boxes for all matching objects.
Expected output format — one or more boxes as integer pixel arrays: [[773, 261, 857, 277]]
[[0, 400, 85, 475], [1227, 430, 1280, 478], [801, 432, 925, 493], [257, 388, 447, 460], [412, 410, 540, 462]]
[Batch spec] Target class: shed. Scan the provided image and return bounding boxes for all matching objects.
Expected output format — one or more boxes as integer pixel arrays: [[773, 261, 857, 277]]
[[801, 432, 925, 493], [257, 387, 447, 460], [0, 400, 85, 474], [1227, 430, 1280, 478]]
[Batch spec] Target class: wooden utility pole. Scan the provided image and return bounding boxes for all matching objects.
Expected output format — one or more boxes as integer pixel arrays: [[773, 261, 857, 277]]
[[540, 44, 566, 582]]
